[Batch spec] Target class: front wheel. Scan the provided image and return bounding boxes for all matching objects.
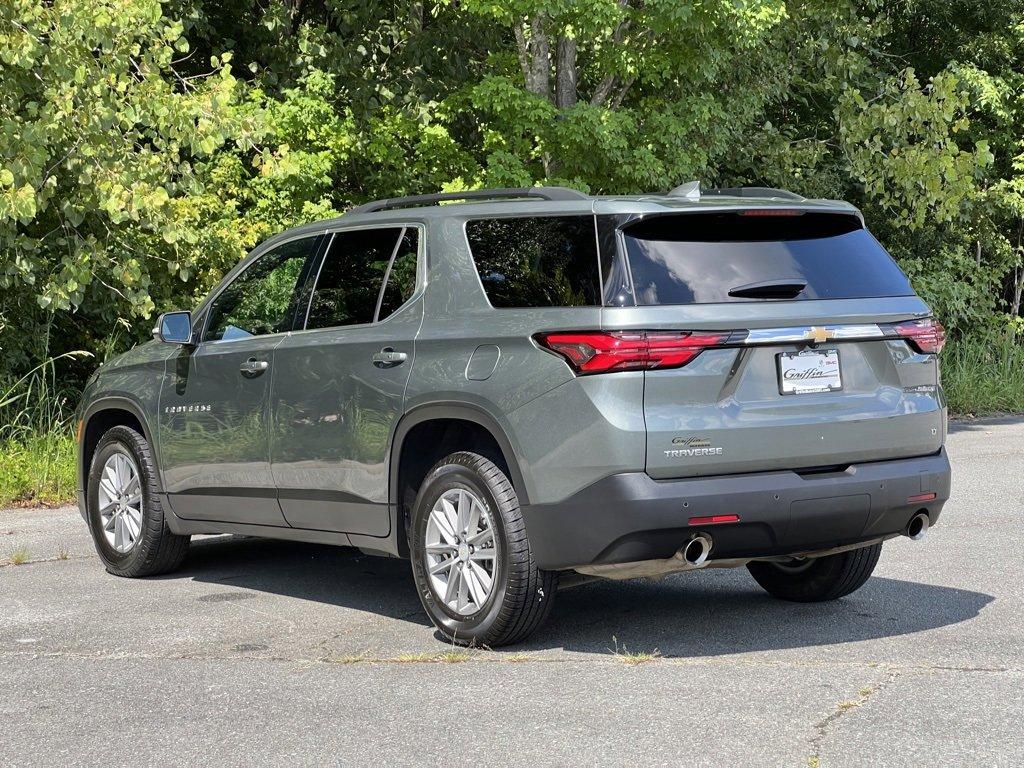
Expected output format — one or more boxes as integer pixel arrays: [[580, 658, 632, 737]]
[[86, 425, 190, 577], [746, 543, 882, 602], [409, 451, 557, 647]]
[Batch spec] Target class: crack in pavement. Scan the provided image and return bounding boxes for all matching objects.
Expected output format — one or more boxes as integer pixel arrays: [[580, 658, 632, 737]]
[[0, 554, 91, 568], [0, 648, 1018, 674], [807, 668, 902, 767]]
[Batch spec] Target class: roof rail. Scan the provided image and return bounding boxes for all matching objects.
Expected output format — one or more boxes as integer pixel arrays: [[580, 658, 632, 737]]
[[347, 186, 590, 215], [702, 186, 805, 201]]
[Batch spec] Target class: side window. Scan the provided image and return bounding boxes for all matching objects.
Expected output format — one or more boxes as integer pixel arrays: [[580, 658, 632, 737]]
[[305, 227, 405, 330], [377, 228, 419, 320], [465, 216, 601, 308], [204, 237, 316, 342]]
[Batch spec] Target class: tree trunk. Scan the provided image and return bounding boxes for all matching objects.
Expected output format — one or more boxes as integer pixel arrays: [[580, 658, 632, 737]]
[[555, 37, 577, 109], [1012, 266, 1023, 321], [514, 14, 552, 100], [289, 0, 306, 36], [590, 0, 632, 106], [1011, 217, 1024, 324]]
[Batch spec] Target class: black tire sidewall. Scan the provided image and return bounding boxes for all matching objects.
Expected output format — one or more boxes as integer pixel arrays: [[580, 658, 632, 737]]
[[410, 461, 511, 643], [747, 543, 882, 602], [86, 428, 155, 572]]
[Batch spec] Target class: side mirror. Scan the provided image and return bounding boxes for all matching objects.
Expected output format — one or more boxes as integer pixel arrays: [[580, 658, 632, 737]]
[[153, 311, 194, 345]]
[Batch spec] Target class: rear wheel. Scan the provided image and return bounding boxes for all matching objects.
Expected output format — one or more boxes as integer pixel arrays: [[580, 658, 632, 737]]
[[746, 543, 882, 602], [409, 451, 557, 647], [86, 425, 190, 577]]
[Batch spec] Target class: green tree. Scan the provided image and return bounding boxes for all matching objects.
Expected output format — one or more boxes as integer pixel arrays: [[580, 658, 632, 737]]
[[6, 0, 1024, 389], [0, 0, 241, 376]]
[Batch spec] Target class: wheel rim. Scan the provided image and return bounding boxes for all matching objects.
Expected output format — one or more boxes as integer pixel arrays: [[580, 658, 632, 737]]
[[97, 451, 143, 554], [424, 488, 497, 616], [772, 556, 815, 574]]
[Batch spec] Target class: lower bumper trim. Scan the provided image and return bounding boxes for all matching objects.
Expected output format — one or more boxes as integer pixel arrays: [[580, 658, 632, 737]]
[[521, 449, 951, 570]]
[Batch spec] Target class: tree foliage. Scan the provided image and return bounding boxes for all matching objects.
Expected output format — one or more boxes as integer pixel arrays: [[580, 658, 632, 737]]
[[2, 0, 1024, 386]]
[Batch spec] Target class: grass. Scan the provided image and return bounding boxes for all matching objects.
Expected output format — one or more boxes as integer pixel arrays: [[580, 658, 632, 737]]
[[942, 334, 1024, 416], [327, 649, 479, 665], [503, 652, 534, 663], [609, 636, 662, 665], [8, 545, 30, 565], [0, 432, 76, 507], [333, 651, 370, 664], [0, 352, 86, 508], [393, 649, 477, 664]]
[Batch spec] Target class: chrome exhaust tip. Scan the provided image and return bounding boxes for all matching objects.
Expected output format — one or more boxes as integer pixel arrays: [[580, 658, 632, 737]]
[[683, 534, 713, 567], [906, 512, 930, 541]]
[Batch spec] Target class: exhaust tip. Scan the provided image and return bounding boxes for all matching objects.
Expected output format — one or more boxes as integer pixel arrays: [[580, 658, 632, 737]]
[[683, 534, 713, 566], [906, 512, 930, 541]]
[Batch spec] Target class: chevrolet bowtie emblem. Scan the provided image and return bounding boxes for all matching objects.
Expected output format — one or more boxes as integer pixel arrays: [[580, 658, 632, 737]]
[[807, 326, 831, 344]]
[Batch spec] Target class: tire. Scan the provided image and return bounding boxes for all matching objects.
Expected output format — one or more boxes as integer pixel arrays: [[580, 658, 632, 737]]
[[746, 543, 882, 602], [86, 425, 190, 577], [409, 451, 558, 647]]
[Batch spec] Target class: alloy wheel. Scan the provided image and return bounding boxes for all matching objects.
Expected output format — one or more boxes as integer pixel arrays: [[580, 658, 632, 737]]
[[424, 488, 498, 616], [97, 451, 144, 553]]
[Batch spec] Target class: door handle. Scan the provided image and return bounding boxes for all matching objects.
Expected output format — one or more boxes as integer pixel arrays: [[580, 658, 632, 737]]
[[239, 358, 270, 378], [372, 348, 407, 368]]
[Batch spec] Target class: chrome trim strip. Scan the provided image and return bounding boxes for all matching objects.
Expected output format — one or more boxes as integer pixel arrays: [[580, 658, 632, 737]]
[[742, 324, 884, 345]]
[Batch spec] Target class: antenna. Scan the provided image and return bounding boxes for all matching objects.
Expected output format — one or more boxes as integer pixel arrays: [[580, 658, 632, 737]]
[[668, 181, 702, 200]]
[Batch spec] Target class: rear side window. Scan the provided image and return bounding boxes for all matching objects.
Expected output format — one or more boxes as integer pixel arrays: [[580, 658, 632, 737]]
[[621, 212, 914, 305], [306, 227, 411, 329], [466, 216, 601, 307]]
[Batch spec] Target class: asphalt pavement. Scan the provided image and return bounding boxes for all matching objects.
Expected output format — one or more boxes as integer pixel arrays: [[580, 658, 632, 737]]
[[1, 418, 1022, 766]]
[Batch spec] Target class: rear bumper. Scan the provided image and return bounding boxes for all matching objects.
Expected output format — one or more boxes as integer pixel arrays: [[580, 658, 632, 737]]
[[521, 449, 951, 570]]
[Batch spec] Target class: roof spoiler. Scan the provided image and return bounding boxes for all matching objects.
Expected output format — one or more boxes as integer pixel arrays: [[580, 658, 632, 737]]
[[668, 181, 805, 202], [347, 186, 589, 215]]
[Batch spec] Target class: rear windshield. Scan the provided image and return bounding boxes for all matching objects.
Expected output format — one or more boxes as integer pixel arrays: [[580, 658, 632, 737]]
[[620, 212, 914, 305]]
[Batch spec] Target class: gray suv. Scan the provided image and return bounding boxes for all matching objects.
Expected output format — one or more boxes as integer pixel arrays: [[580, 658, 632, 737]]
[[75, 185, 951, 646]]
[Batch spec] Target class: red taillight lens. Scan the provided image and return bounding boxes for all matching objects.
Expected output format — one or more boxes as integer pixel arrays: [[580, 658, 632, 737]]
[[887, 317, 946, 354], [535, 331, 729, 375]]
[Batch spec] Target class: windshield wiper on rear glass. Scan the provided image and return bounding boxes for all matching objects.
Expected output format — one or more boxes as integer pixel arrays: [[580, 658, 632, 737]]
[[727, 279, 807, 300]]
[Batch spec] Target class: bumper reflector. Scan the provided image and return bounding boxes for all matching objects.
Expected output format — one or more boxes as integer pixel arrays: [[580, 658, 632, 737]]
[[688, 514, 740, 526], [907, 492, 937, 503]]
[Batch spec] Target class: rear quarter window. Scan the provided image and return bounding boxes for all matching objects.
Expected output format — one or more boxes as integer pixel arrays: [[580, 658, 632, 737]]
[[465, 216, 601, 308], [621, 211, 914, 305]]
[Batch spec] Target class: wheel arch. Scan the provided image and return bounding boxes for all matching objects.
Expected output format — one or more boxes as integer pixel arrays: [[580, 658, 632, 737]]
[[80, 398, 160, 493], [389, 403, 529, 558]]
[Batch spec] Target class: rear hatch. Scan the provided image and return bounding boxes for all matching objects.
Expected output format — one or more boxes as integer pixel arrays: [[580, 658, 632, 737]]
[[600, 206, 945, 479]]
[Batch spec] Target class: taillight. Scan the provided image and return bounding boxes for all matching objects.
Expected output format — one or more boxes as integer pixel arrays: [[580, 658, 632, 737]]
[[885, 317, 946, 354], [535, 331, 729, 375], [738, 209, 805, 217]]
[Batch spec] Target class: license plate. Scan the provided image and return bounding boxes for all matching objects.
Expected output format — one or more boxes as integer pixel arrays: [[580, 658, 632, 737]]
[[777, 349, 842, 395]]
